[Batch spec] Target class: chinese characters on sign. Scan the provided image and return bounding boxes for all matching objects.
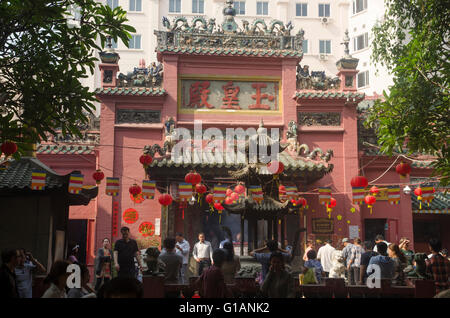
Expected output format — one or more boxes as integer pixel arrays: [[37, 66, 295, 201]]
[[181, 79, 280, 111]]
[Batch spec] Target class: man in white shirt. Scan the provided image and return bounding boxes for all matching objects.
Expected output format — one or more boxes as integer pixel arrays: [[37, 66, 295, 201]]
[[373, 235, 390, 253], [193, 232, 213, 276], [175, 233, 190, 284], [317, 239, 335, 277]]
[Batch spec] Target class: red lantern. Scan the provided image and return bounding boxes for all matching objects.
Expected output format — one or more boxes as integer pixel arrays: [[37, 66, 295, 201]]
[[326, 197, 337, 218], [364, 195, 376, 214], [297, 197, 307, 208], [158, 193, 173, 206], [414, 187, 423, 209], [139, 154, 153, 168], [214, 202, 224, 210], [267, 160, 284, 174], [350, 176, 368, 188], [230, 192, 239, 202], [205, 193, 214, 204], [195, 183, 207, 194], [185, 171, 201, 185], [370, 186, 380, 196], [226, 189, 233, 197], [139, 222, 155, 237], [279, 185, 286, 193], [92, 170, 105, 185], [224, 197, 234, 205], [234, 184, 245, 194], [396, 162, 411, 178], [129, 184, 142, 197], [1, 141, 18, 157]]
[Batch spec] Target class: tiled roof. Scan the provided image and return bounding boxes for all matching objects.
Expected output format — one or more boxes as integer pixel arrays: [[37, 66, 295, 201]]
[[412, 191, 450, 214], [157, 46, 303, 58], [294, 91, 365, 100], [148, 151, 330, 173], [95, 87, 167, 96], [0, 157, 66, 190], [37, 144, 95, 155]]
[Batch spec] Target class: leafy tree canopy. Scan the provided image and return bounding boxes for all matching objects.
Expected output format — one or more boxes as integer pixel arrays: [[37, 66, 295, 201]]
[[0, 0, 135, 157], [367, 0, 449, 186]]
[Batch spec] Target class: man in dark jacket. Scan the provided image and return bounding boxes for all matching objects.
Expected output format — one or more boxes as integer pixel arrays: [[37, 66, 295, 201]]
[[0, 249, 20, 298]]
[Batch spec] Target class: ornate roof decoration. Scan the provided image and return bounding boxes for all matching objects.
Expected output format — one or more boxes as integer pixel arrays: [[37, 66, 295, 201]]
[[155, 1, 304, 58], [293, 91, 365, 101], [95, 86, 167, 96], [296, 64, 341, 90], [116, 59, 163, 88], [37, 144, 96, 155]]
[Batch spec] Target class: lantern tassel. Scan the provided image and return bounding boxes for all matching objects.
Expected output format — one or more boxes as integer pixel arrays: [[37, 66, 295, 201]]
[[368, 205, 373, 214]]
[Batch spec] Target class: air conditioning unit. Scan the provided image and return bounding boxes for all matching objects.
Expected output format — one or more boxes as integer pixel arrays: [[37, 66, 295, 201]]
[[321, 17, 329, 24], [319, 54, 328, 61]]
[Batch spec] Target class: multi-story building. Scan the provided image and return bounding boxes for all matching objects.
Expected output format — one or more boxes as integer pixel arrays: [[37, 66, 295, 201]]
[[348, 0, 394, 96]]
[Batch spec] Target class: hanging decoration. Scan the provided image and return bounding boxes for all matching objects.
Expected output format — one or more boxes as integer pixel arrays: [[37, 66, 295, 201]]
[[205, 193, 214, 212], [142, 180, 156, 199], [414, 187, 423, 209], [179, 182, 193, 202], [92, 170, 105, 185], [370, 186, 380, 196], [31, 170, 46, 190], [267, 160, 284, 175], [139, 154, 153, 169], [1, 141, 18, 158], [185, 171, 202, 186], [234, 184, 245, 195], [68, 173, 84, 194], [421, 186, 435, 206], [387, 186, 401, 205], [279, 185, 287, 201], [297, 197, 307, 209], [106, 177, 120, 196], [226, 188, 233, 197], [364, 195, 376, 214], [130, 192, 145, 204], [129, 184, 142, 200], [285, 185, 298, 201], [112, 201, 119, 237], [213, 184, 227, 203], [249, 185, 263, 203], [195, 183, 207, 203], [158, 193, 173, 207], [230, 192, 239, 203], [139, 222, 155, 237], [123, 208, 139, 224], [225, 196, 234, 205], [352, 187, 365, 205], [395, 162, 411, 179], [350, 176, 368, 188], [318, 187, 332, 205], [214, 202, 225, 224], [326, 197, 336, 218]]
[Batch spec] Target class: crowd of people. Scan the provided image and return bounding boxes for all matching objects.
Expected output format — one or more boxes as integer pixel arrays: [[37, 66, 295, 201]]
[[1, 227, 449, 298]]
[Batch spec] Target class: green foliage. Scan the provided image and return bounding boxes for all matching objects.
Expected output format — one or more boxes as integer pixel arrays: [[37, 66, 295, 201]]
[[0, 0, 135, 157], [366, 0, 450, 186]]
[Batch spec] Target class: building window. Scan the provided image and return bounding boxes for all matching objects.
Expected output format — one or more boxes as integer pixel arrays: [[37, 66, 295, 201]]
[[192, 0, 204, 14], [353, 0, 368, 14], [129, 0, 142, 12], [319, 40, 331, 54], [234, 1, 246, 15], [318, 3, 330, 17], [256, 1, 268, 15], [302, 39, 308, 53], [357, 71, 369, 88], [128, 34, 141, 49], [353, 32, 368, 51], [107, 0, 119, 9], [169, 0, 181, 13], [296, 3, 307, 17]]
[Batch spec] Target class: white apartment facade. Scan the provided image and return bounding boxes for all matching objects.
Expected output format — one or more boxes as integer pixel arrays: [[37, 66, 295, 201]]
[[348, 0, 393, 96], [84, 0, 352, 98]]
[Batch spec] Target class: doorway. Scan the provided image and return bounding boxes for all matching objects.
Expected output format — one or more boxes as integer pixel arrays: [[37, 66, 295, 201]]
[[67, 219, 88, 264], [364, 219, 386, 243]]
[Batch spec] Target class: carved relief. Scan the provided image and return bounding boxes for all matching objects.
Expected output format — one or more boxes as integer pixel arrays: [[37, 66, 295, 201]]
[[116, 109, 161, 124], [298, 112, 341, 126]]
